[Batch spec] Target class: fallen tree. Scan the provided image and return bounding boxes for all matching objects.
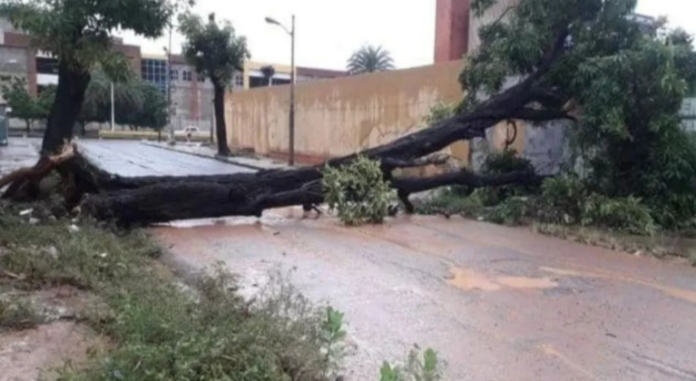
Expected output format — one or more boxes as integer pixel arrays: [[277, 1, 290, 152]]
[[0, 22, 570, 225], [15, 0, 685, 226], [77, 62, 566, 224]]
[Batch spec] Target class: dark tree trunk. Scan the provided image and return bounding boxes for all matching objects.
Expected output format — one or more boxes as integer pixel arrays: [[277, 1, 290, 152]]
[[213, 82, 231, 156], [41, 61, 90, 155], [25, 120, 31, 135]]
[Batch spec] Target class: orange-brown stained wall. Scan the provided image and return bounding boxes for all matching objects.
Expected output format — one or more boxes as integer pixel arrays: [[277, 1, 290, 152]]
[[226, 60, 469, 165]]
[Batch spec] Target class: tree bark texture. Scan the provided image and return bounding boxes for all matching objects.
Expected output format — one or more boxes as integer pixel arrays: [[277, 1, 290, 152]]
[[41, 61, 91, 155], [213, 82, 231, 156]]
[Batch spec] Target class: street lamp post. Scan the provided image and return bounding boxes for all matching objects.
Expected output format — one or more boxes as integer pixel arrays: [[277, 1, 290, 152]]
[[266, 15, 296, 166], [166, 26, 175, 145]]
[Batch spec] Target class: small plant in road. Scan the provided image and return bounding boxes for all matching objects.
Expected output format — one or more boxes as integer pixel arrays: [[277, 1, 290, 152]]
[[380, 346, 442, 381], [323, 156, 396, 226]]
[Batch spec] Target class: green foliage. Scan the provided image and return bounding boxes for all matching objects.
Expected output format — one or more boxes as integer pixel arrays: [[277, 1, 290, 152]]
[[78, 70, 167, 130], [538, 176, 656, 235], [323, 156, 396, 226], [0, 77, 52, 131], [322, 307, 347, 373], [581, 195, 657, 236], [481, 149, 534, 175], [423, 102, 456, 126], [480, 149, 536, 203], [380, 347, 442, 381], [486, 197, 530, 226], [461, 0, 696, 229], [539, 175, 587, 224], [179, 13, 250, 88], [0, 0, 178, 72], [416, 187, 485, 217], [347, 45, 395, 75]]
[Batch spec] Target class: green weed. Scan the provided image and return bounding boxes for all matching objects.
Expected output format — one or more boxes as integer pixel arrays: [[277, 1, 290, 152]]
[[0, 296, 40, 331], [380, 346, 442, 381]]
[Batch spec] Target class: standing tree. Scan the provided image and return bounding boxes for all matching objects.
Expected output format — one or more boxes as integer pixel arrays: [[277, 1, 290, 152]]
[[0, 77, 51, 134], [347, 45, 395, 75], [0, 0, 177, 155], [179, 13, 250, 156], [261, 65, 276, 86], [130, 82, 168, 131]]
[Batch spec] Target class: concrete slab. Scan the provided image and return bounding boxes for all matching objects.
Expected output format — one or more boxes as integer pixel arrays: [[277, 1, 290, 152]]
[[143, 141, 289, 171], [77, 140, 255, 177]]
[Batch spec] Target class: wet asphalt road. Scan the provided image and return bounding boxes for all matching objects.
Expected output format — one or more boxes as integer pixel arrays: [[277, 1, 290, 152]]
[[77, 140, 255, 177], [154, 210, 696, 381]]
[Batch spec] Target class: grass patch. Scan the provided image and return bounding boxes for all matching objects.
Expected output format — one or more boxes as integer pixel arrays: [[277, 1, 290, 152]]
[[0, 203, 347, 381], [532, 223, 690, 258], [0, 295, 40, 331]]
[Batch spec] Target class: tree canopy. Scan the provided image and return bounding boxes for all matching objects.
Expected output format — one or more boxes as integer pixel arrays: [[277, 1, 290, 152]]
[[461, 0, 696, 227], [179, 13, 250, 88], [0, 77, 53, 133], [347, 45, 395, 75], [0, 0, 181, 154], [0, 0, 177, 79], [77, 69, 168, 131]]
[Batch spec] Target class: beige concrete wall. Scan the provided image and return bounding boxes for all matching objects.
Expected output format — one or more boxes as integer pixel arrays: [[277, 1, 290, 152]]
[[226, 60, 468, 164]]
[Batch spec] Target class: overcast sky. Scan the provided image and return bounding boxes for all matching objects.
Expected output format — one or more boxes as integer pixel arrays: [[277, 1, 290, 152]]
[[118, 0, 696, 71]]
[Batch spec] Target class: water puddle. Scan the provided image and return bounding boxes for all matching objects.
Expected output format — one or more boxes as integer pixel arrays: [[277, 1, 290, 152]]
[[541, 266, 696, 304], [447, 268, 558, 292]]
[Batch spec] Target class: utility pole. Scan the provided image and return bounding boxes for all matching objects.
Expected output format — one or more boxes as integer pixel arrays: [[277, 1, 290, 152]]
[[110, 82, 115, 131], [289, 15, 296, 166], [266, 15, 296, 166], [167, 26, 175, 145]]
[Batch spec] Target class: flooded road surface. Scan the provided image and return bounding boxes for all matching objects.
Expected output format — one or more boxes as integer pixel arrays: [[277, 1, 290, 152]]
[[153, 210, 696, 381]]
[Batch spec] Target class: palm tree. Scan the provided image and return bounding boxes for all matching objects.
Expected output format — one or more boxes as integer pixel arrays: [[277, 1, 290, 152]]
[[347, 45, 395, 75]]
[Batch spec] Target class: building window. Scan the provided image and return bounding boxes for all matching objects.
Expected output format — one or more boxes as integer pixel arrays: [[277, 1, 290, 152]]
[[36, 57, 59, 75], [170, 69, 179, 81], [182, 71, 192, 81], [234, 73, 244, 88], [197, 75, 205, 83], [141, 59, 167, 93]]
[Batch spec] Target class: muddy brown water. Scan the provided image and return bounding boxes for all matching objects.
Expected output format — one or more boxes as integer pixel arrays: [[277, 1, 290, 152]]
[[154, 210, 696, 381]]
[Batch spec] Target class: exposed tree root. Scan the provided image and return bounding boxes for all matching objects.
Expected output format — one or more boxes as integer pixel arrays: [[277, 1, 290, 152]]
[[0, 145, 76, 201]]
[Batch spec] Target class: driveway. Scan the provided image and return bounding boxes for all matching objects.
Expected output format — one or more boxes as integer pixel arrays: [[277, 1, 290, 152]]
[[154, 211, 696, 381], [77, 140, 254, 177]]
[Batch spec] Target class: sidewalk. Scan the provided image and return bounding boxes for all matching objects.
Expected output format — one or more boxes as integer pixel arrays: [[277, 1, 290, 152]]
[[143, 142, 288, 171], [0, 137, 40, 177]]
